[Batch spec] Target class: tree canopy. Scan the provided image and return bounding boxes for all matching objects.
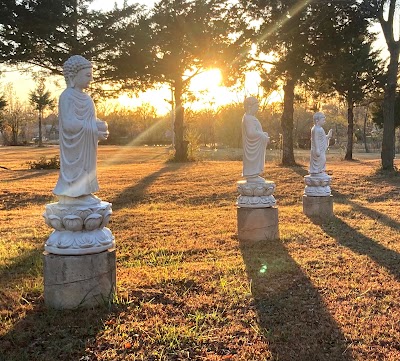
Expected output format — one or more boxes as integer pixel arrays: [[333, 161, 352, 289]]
[[118, 0, 252, 161]]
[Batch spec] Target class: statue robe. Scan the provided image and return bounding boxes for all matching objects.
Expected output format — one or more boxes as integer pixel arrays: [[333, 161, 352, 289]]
[[242, 114, 269, 178], [309, 125, 328, 175], [54, 87, 99, 197]]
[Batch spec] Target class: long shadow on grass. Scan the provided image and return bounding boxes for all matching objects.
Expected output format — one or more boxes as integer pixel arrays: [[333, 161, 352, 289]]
[[333, 190, 400, 230], [0, 192, 52, 210], [320, 216, 400, 281], [0, 301, 124, 361], [0, 248, 42, 295], [240, 240, 352, 361], [1, 170, 57, 182], [0, 249, 127, 361], [111, 163, 184, 211]]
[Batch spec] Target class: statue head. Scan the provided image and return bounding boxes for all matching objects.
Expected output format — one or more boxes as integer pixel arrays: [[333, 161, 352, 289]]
[[63, 55, 93, 88], [244, 96, 259, 114], [313, 111, 326, 125]]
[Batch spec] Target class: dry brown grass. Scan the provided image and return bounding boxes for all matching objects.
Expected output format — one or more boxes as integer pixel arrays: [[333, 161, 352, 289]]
[[1, 146, 400, 360]]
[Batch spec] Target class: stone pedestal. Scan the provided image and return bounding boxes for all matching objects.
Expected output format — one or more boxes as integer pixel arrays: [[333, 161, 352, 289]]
[[43, 248, 116, 309], [302, 195, 333, 218], [236, 180, 279, 242], [237, 207, 279, 242]]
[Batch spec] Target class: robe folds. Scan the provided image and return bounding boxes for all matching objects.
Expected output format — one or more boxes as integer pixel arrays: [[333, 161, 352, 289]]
[[309, 125, 328, 175], [54, 88, 99, 197], [242, 114, 269, 178]]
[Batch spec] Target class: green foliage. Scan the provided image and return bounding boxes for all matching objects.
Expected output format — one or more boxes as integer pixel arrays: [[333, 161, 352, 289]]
[[0, 0, 150, 93], [134, 0, 251, 161], [372, 92, 400, 129], [29, 77, 55, 147], [26, 155, 60, 170]]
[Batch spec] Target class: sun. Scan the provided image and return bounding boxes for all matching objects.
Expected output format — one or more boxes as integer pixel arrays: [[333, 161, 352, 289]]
[[189, 68, 222, 92], [187, 68, 234, 110]]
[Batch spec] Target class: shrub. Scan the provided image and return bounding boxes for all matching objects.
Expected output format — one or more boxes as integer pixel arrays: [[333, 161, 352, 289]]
[[26, 155, 60, 169]]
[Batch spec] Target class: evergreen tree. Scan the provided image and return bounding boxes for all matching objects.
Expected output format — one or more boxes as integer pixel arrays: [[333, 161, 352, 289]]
[[242, 0, 367, 165], [372, 91, 400, 129], [122, 0, 251, 161], [316, 27, 383, 160], [0, 0, 150, 86], [359, 0, 400, 170], [29, 78, 55, 147]]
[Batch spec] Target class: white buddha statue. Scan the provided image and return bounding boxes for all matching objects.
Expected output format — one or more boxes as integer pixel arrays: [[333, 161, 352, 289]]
[[309, 112, 332, 176], [242, 96, 270, 183], [53, 55, 109, 205]]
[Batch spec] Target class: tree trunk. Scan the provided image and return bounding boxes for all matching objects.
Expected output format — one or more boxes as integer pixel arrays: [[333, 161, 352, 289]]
[[173, 79, 188, 162], [38, 111, 43, 147], [281, 78, 296, 165], [363, 105, 369, 153], [345, 98, 354, 160], [381, 45, 399, 170]]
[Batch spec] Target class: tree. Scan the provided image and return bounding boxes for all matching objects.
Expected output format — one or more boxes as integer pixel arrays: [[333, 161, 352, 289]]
[[243, 0, 366, 165], [0, 0, 151, 90], [316, 29, 383, 160], [372, 91, 400, 129], [2, 83, 33, 145], [29, 77, 55, 147], [360, 0, 400, 170], [127, 0, 251, 161], [0, 94, 7, 141]]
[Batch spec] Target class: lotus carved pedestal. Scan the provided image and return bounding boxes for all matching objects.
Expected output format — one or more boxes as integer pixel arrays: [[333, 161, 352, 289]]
[[236, 180, 279, 242], [303, 174, 333, 218]]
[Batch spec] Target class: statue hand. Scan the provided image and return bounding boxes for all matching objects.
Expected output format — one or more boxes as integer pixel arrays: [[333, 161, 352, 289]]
[[96, 120, 108, 133], [98, 131, 109, 141], [327, 129, 333, 138]]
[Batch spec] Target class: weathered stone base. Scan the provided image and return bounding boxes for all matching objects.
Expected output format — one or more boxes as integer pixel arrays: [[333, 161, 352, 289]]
[[237, 207, 279, 242], [302, 195, 334, 219], [43, 248, 116, 309]]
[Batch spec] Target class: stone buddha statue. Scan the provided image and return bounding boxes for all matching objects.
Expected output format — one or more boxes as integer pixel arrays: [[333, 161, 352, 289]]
[[44, 55, 114, 255], [53, 55, 109, 205], [309, 111, 332, 176], [241, 96, 270, 183]]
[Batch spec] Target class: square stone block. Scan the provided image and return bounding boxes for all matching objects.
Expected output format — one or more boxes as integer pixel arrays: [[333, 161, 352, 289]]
[[237, 206, 279, 243], [302, 195, 334, 219], [43, 248, 116, 309]]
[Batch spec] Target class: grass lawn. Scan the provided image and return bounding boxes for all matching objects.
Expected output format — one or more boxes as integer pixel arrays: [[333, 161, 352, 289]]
[[0, 145, 400, 361]]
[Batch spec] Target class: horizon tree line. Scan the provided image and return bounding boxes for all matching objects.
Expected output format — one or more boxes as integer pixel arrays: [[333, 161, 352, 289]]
[[0, 0, 398, 169]]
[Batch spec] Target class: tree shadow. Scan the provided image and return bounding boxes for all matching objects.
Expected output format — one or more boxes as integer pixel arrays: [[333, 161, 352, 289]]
[[111, 163, 184, 211], [332, 190, 400, 235], [0, 248, 42, 291], [1, 170, 57, 182], [0, 192, 52, 210], [0, 300, 125, 361], [0, 247, 126, 361], [320, 216, 400, 282], [240, 240, 352, 361]]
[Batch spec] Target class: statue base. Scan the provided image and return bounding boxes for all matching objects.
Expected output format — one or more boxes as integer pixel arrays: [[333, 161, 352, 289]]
[[43, 248, 116, 309], [237, 206, 279, 242], [304, 174, 331, 196], [236, 180, 276, 208], [43, 200, 114, 255], [302, 195, 333, 218]]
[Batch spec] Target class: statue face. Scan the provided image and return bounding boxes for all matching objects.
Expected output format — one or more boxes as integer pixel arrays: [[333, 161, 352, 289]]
[[73, 67, 93, 91], [318, 115, 326, 125], [248, 101, 259, 115]]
